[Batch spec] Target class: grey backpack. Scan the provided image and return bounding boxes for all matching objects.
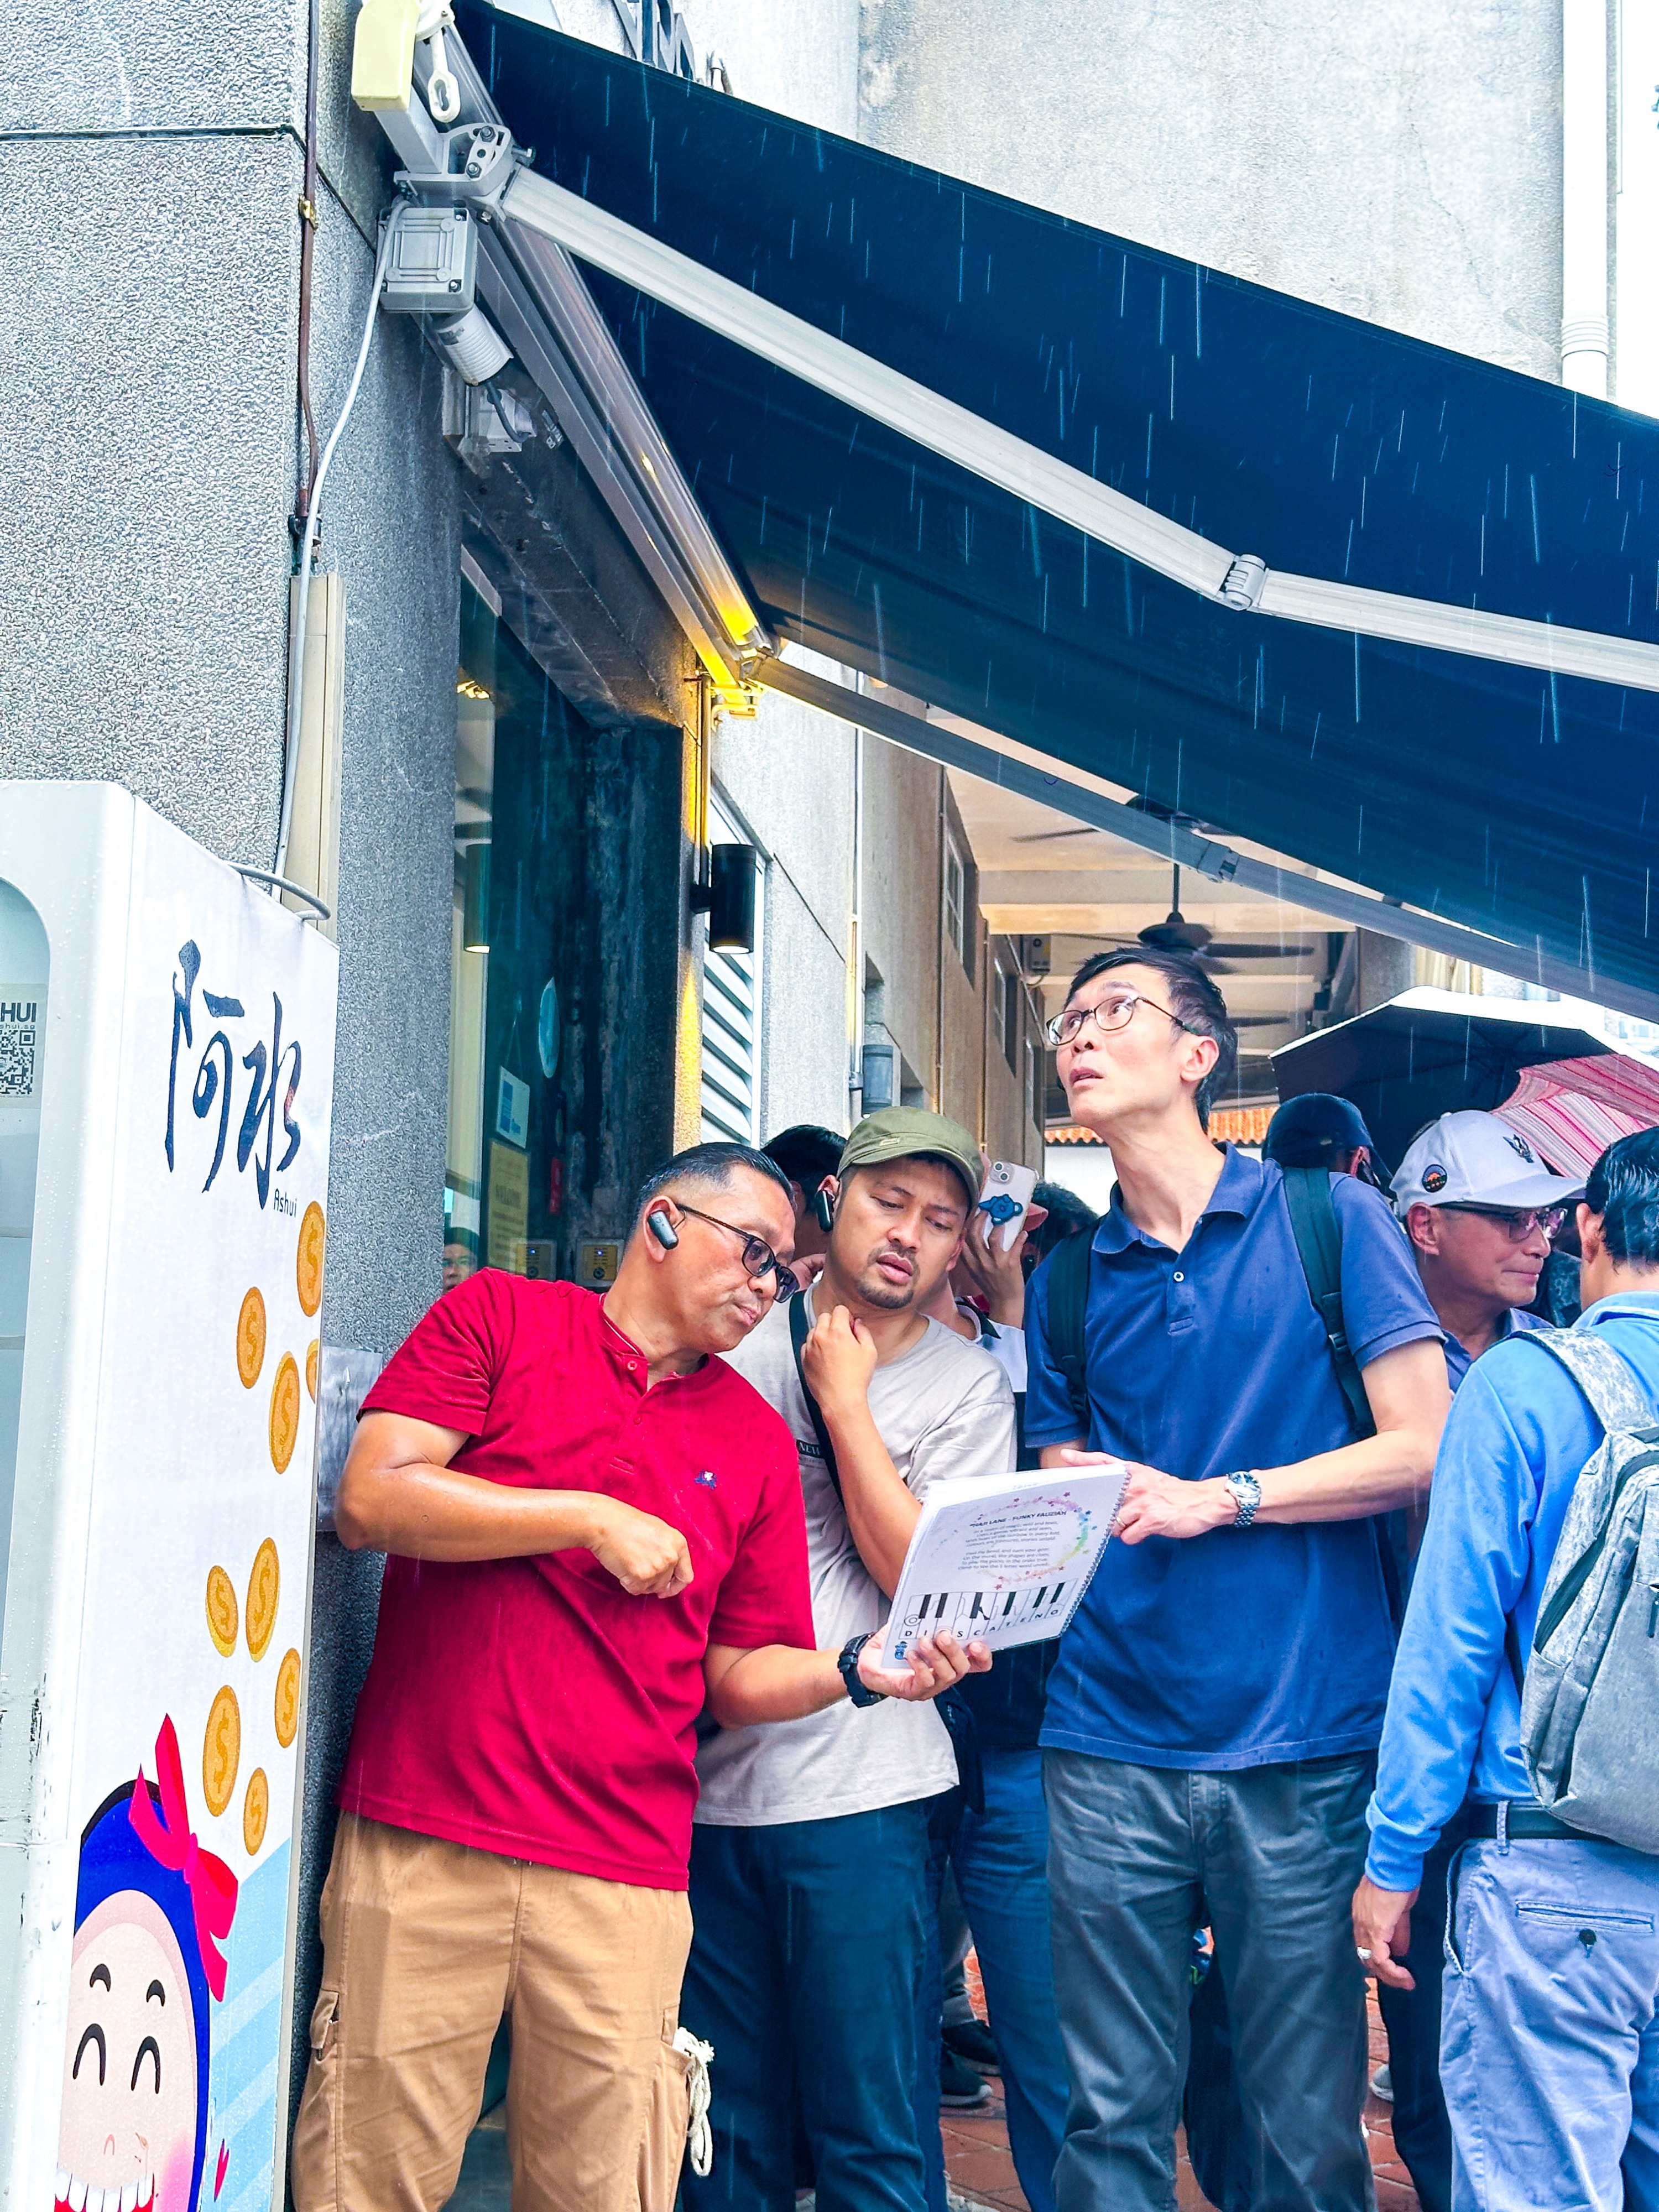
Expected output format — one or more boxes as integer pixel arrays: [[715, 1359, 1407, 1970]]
[[1517, 1329, 1659, 1851]]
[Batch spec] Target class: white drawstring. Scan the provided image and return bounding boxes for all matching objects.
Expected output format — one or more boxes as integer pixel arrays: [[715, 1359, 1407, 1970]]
[[674, 2027, 716, 2178]]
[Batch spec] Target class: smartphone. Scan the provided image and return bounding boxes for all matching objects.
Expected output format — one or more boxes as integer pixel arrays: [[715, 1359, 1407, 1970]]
[[977, 1159, 1038, 1250]]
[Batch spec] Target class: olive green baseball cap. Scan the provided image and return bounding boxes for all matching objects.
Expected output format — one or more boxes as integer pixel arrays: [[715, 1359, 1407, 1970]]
[[837, 1107, 982, 1209]]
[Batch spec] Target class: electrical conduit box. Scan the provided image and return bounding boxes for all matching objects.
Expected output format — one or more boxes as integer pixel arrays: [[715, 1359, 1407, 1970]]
[[0, 786, 340, 2212]]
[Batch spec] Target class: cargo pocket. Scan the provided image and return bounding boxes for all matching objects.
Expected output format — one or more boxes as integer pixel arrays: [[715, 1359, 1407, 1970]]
[[289, 1990, 342, 2210], [635, 2023, 701, 2212]]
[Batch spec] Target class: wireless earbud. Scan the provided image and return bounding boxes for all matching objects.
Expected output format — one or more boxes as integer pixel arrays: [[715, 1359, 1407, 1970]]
[[646, 1207, 680, 1249], [810, 1187, 836, 1234]]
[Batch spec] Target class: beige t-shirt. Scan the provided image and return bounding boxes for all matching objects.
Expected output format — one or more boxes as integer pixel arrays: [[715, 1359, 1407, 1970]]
[[694, 1291, 1017, 1827]]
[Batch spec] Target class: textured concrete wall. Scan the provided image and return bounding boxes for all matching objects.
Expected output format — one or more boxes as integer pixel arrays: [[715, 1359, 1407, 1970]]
[[3, 0, 461, 2158], [714, 677, 856, 1136], [688, 0, 860, 133], [862, 740, 944, 1099], [859, 0, 1564, 380]]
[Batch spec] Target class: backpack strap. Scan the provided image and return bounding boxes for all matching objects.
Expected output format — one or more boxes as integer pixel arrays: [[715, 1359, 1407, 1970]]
[[788, 1290, 844, 1503], [1044, 1230, 1094, 1433], [1501, 1327, 1656, 1692], [1280, 1167, 1375, 1441], [1519, 1326, 1656, 1436]]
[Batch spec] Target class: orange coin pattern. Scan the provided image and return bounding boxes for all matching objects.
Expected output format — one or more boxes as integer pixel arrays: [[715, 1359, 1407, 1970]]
[[246, 1537, 280, 1661], [242, 1767, 269, 1856], [269, 1354, 301, 1474], [274, 1647, 302, 1749], [236, 1287, 266, 1389], [203, 1684, 241, 1817], [205, 1566, 238, 1657], [305, 1338, 320, 1401], [296, 1202, 326, 1319]]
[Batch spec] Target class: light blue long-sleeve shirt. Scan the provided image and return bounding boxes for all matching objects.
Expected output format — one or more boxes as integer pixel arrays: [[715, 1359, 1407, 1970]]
[[1364, 1290, 1659, 1893]]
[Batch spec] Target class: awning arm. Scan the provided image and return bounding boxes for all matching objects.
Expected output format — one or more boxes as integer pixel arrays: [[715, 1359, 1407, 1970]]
[[502, 169, 1659, 698], [367, 23, 775, 697], [759, 657, 1659, 1028]]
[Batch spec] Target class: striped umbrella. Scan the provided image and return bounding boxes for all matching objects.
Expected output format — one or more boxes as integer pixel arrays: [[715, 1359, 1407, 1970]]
[[1496, 1054, 1659, 1177]]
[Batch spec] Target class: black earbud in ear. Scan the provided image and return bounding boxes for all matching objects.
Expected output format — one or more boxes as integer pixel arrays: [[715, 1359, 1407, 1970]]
[[810, 1187, 835, 1233], [646, 1207, 680, 1249]]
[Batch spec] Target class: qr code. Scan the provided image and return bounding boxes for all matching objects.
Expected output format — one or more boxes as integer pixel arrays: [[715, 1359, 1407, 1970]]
[[0, 1018, 36, 1100]]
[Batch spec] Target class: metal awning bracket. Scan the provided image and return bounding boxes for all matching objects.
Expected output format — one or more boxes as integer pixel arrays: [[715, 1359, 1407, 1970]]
[[395, 120, 519, 208]]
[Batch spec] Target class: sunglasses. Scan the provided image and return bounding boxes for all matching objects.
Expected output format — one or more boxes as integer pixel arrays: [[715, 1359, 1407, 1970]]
[[674, 1202, 801, 1297], [1439, 1203, 1569, 1244]]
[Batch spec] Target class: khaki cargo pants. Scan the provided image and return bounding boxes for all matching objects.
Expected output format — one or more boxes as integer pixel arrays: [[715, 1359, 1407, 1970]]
[[290, 1812, 695, 2212]]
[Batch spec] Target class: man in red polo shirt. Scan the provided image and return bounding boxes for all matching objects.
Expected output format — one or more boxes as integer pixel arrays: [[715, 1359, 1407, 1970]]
[[290, 1140, 983, 2212]]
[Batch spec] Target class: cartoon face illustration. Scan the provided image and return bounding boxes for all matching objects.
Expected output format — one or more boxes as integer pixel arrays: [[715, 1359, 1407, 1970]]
[[57, 1892, 197, 2211], [58, 1720, 233, 2212]]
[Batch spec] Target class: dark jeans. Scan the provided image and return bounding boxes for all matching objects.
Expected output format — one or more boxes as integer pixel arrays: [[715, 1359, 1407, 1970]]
[[1374, 1821, 1463, 2212], [1185, 1820, 1462, 2212], [1045, 1748, 1375, 2212], [682, 1801, 931, 2212], [953, 1749, 1069, 2212]]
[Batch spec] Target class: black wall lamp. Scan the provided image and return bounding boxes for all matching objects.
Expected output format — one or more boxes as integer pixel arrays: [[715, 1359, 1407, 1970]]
[[691, 841, 758, 952]]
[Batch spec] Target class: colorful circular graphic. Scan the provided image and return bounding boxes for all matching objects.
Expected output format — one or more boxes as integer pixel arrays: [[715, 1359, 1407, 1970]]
[[242, 1767, 269, 1856], [236, 1287, 266, 1390], [269, 1355, 301, 1474], [274, 1647, 302, 1750], [204, 1566, 238, 1658], [305, 1338, 320, 1401], [245, 1537, 280, 1662], [202, 1685, 241, 1817], [296, 1202, 326, 1319]]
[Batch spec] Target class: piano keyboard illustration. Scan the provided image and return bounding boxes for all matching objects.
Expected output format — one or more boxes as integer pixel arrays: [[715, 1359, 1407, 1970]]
[[901, 1582, 1071, 1642]]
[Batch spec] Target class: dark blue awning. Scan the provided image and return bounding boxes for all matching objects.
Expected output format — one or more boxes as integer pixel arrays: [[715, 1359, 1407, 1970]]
[[456, 4, 1659, 1011]]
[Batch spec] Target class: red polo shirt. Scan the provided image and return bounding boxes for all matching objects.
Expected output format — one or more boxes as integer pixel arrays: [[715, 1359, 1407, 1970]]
[[337, 1271, 813, 1888]]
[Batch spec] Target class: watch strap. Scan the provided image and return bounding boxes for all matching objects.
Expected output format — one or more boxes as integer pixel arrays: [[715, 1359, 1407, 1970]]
[[1224, 1470, 1262, 1528], [838, 1632, 886, 1707]]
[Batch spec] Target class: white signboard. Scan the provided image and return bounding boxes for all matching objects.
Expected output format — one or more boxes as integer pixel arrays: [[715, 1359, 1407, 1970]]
[[0, 787, 338, 2212]]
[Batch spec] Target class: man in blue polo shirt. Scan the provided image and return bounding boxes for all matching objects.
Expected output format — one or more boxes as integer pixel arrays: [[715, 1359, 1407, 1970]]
[[1025, 948, 1451, 2212], [1355, 1126, 1659, 2212]]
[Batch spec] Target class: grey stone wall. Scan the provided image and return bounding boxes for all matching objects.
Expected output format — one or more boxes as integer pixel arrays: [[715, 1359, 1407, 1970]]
[[2, 0, 462, 2159], [858, 0, 1564, 381]]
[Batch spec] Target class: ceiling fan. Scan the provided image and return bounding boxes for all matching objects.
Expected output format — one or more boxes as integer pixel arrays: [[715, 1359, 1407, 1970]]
[[1100, 864, 1322, 973]]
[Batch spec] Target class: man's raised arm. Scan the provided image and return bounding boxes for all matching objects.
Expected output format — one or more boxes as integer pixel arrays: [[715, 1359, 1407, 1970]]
[[336, 1408, 695, 1596]]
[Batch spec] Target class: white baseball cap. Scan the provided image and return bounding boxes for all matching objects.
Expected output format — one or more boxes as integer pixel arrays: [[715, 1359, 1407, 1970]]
[[1392, 1110, 1585, 1215]]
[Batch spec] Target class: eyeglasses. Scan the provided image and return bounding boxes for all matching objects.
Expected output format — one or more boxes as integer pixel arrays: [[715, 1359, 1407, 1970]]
[[673, 1202, 801, 1297], [1047, 989, 1192, 1049], [1440, 1203, 1569, 1243]]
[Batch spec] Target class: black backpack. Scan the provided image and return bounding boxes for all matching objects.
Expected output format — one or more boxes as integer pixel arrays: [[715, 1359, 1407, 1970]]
[[1042, 1166, 1404, 1618]]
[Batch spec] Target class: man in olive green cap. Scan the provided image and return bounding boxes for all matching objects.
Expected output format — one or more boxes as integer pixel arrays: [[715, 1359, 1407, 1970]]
[[682, 1108, 1014, 2212]]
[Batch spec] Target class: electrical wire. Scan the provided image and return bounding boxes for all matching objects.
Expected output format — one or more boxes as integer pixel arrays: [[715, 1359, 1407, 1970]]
[[294, 0, 322, 515], [274, 202, 406, 882]]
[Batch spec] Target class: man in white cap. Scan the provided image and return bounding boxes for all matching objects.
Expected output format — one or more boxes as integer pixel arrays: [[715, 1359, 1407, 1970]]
[[1394, 1110, 1583, 1387]]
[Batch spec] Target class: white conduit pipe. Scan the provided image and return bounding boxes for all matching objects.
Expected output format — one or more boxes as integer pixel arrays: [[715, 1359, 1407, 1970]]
[[1561, 0, 1610, 398], [275, 203, 407, 882]]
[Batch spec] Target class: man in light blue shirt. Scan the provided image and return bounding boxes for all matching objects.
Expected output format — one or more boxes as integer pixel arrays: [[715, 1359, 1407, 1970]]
[[1356, 1127, 1659, 2212]]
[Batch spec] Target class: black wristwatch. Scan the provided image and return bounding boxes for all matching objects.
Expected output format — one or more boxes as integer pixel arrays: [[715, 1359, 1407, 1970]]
[[838, 1632, 887, 1707]]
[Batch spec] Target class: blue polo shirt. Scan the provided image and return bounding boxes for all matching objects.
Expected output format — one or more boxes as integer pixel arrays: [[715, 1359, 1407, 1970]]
[[1026, 1149, 1442, 1771], [1439, 1302, 1547, 1390], [1366, 1292, 1659, 1891]]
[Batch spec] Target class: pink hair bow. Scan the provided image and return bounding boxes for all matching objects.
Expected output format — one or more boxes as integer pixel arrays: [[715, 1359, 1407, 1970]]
[[129, 1715, 239, 2001]]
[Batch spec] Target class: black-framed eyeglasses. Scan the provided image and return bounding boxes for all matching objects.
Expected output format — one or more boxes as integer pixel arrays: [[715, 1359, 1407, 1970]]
[[1440, 1203, 1569, 1243], [674, 1202, 801, 1297], [1047, 989, 1193, 1049]]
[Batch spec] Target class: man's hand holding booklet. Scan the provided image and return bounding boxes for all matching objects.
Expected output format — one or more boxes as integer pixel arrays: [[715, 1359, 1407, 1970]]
[[884, 1459, 1130, 1664]]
